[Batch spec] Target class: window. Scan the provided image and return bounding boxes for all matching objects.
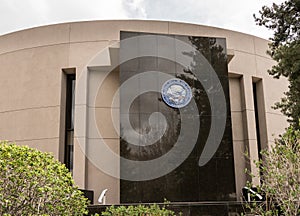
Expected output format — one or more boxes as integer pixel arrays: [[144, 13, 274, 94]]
[[253, 81, 262, 160], [65, 74, 75, 172]]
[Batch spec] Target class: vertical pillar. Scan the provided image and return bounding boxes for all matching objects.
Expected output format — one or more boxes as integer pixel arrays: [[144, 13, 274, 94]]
[[241, 75, 260, 185], [73, 68, 88, 188]]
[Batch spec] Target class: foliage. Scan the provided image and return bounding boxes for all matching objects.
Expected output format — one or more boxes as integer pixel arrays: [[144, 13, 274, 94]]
[[101, 203, 177, 216], [0, 141, 89, 215], [254, 0, 300, 129], [245, 127, 300, 215]]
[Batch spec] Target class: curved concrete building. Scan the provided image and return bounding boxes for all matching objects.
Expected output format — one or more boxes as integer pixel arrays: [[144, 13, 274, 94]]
[[0, 20, 288, 205]]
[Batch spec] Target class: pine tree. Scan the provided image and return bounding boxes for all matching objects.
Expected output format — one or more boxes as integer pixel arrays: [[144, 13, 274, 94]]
[[254, 0, 300, 128]]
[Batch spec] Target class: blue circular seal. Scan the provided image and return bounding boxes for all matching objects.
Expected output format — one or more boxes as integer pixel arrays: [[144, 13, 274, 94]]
[[161, 78, 192, 108]]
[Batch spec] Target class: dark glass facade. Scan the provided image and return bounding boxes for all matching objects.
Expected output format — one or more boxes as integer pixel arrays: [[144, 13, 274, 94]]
[[120, 31, 235, 203]]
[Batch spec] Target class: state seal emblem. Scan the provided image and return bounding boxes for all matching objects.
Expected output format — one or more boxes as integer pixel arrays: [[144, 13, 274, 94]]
[[161, 78, 192, 108]]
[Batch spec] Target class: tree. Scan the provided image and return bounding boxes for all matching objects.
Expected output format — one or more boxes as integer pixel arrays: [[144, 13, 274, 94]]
[[245, 126, 300, 215], [254, 0, 300, 129], [0, 141, 89, 215]]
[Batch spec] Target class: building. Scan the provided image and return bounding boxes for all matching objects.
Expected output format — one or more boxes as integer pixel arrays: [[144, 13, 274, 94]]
[[0, 20, 288, 205]]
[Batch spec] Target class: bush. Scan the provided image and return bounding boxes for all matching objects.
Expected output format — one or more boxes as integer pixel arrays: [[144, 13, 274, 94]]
[[245, 127, 300, 215], [0, 141, 89, 215], [101, 203, 176, 216]]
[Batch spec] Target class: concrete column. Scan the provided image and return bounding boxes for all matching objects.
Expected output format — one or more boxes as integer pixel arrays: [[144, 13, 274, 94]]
[[241, 75, 260, 185]]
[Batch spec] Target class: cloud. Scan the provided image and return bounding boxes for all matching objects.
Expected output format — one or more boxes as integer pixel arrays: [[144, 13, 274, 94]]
[[0, 0, 129, 35], [0, 0, 286, 38], [139, 0, 285, 38], [122, 0, 147, 18]]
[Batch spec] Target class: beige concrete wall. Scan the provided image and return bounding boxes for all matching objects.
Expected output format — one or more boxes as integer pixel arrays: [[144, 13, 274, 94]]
[[0, 41, 69, 158], [229, 77, 247, 200], [0, 20, 289, 203], [83, 69, 120, 204]]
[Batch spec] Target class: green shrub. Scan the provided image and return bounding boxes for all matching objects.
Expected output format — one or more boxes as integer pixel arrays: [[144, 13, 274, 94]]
[[0, 141, 89, 215], [101, 203, 176, 216], [245, 127, 300, 215]]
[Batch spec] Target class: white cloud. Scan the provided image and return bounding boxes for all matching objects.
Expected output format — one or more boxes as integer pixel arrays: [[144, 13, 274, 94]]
[[139, 0, 285, 39], [122, 0, 147, 18], [0, 0, 129, 35], [0, 0, 286, 38]]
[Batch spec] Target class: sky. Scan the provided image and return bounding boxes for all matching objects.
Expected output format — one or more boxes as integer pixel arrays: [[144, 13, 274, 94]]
[[0, 0, 285, 39]]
